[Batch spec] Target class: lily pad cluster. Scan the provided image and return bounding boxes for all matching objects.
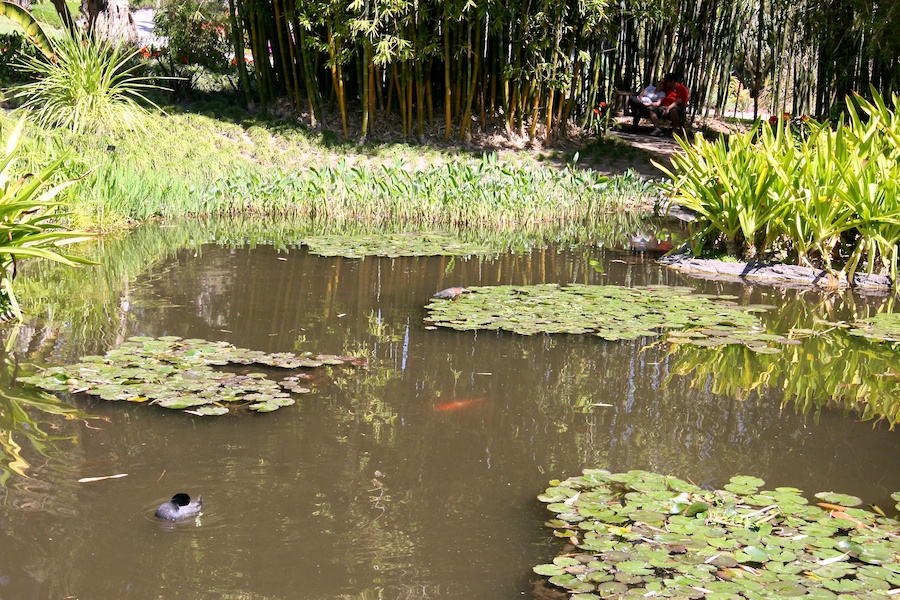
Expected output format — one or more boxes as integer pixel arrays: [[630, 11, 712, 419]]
[[19, 336, 362, 415], [535, 469, 900, 599], [426, 284, 791, 350], [848, 313, 900, 342], [300, 232, 493, 258]]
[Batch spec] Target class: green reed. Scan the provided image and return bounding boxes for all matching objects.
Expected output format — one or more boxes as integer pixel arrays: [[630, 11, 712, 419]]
[[196, 154, 652, 229], [0, 107, 656, 234]]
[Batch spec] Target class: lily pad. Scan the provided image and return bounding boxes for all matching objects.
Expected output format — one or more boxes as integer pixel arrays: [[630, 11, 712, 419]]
[[425, 284, 775, 346], [848, 312, 900, 342], [19, 336, 361, 416], [535, 469, 900, 598], [301, 232, 494, 258], [814, 491, 864, 507]]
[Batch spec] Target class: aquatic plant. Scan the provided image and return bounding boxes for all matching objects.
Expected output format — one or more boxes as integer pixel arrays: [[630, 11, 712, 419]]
[[300, 232, 495, 258], [200, 153, 630, 228], [425, 284, 789, 350], [849, 312, 900, 342], [535, 468, 900, 598], [78, 150, 651, 229], [19, 336, 364, 415]]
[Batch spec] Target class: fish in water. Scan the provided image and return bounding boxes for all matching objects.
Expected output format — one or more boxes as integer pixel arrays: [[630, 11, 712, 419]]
[[155, 493, 203, 521], [432, 287, 472, 300], [434, 398, 484, 411]]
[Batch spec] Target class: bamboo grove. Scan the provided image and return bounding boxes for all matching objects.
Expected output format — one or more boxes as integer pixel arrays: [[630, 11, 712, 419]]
[[218, 0, 898, 141]]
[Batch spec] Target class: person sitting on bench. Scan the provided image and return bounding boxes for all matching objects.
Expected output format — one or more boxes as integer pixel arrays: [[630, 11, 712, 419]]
[[648, 73, 689, 137], [627, 81, 665, 131]]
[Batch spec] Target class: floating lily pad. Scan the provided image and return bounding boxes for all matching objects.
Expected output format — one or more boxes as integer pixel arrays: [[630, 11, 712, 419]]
[[19, 336, 361, 416], [814, 491, 864, 507], [536, 469, 900, 598], [848, 312, 900, 342], [425, 284, 780, 349], [300, 232, 494, 258]]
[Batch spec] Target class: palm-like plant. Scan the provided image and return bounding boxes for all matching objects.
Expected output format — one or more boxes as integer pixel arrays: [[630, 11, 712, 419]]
[[1, 116, 95, 319], [13, 31, 163, 134]]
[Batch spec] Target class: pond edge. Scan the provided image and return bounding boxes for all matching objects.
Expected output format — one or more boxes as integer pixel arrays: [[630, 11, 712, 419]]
[[658, 253, 894, 293]]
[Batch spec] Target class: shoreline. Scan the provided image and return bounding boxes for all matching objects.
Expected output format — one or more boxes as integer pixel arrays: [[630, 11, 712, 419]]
[[658, 253, 894, 293]]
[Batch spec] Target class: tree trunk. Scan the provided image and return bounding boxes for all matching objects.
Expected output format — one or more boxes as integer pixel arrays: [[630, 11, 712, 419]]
[[82, 0, 138, 44]]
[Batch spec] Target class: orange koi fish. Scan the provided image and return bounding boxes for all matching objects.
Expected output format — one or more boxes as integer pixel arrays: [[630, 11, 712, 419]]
[[434, 398, 485, 412]]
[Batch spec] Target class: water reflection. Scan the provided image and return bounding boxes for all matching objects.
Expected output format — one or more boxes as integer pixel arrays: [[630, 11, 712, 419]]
[[0, 221, 897, 598], [668, 331, 900, 428], [0, 333, 91, 484], [14, 215, 650, 360]]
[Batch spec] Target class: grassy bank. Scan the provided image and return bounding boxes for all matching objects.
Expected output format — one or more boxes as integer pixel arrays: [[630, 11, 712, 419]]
[[0, 104, 657, 233]]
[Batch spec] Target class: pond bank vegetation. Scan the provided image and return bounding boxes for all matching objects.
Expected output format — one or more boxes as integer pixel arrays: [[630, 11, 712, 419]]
[[657, 91, 900, 289], [0, 108, 657, 234]]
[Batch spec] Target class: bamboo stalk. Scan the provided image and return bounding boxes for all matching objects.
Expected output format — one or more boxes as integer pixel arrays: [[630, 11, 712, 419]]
[[443, 6, 452, 139], [228, 0, 255, 110], [327, 26, 348, 138]]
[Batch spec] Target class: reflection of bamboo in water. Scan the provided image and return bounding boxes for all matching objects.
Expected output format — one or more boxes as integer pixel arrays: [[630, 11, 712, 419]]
[[668, 333, 900, 429]]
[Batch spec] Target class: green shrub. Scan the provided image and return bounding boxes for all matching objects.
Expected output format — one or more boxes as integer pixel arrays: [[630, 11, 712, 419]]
[[150, 0, 233, 99], [656, 89, 900, 284], [0, 33, 40, 84]]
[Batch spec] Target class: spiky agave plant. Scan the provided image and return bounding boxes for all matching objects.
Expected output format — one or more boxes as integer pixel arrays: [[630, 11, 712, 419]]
[[0, 116, 96, 320], [13, 30, 163, 134]]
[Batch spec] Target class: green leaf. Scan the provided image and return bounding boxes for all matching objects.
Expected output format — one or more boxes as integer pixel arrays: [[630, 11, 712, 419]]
[[533, 564, 565, 576], [813, 491, 863, 507], [0, 1, 54, 57]]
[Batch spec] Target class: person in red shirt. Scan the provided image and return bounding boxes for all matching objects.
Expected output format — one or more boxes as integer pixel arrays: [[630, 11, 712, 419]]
[[648, 73, 689, 136]]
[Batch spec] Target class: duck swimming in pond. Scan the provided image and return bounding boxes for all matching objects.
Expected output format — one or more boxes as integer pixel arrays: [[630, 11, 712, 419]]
[[155, 493, 202, 521]]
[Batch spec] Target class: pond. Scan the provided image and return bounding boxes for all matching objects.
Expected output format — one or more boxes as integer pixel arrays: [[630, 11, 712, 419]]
[[1, 221, 899, 599]]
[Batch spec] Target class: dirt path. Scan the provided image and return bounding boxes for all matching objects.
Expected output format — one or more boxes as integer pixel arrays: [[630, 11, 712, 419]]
[[599, 130, 683, 179]]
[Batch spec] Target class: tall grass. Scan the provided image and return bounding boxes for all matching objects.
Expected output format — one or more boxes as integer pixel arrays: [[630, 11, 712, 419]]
[[72, 137, 655, 231], [194, 154, 652, 229], [0, 100, 657, 232]]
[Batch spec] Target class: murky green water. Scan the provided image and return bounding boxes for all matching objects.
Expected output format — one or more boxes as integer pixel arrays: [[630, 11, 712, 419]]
[[1, 222, 899, 599]]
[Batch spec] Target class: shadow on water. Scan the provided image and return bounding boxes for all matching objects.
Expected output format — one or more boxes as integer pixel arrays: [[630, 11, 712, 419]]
[[0, 218, 897, 598]]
